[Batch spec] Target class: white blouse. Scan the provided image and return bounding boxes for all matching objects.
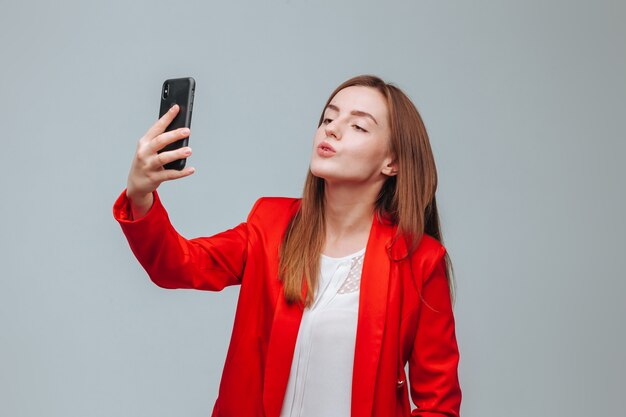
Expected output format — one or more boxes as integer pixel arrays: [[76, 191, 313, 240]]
[[279, 247, 366, 417]]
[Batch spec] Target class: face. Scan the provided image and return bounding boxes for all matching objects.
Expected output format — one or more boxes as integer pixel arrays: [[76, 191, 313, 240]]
[[310, 86, 396, 185]]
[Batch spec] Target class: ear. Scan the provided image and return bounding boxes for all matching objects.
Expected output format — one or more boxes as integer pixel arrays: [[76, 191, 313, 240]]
[[381, 155, 398, 177]]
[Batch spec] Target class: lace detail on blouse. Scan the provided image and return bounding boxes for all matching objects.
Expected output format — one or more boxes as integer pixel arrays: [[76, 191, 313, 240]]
[[337, 253, 365, 294]]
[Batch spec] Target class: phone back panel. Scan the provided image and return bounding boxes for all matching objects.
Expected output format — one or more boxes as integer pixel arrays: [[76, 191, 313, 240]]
[[158, 77, 195, 170]]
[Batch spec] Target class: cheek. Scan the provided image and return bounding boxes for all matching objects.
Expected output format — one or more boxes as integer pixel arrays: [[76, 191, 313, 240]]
[[350, 141, 387, 164]]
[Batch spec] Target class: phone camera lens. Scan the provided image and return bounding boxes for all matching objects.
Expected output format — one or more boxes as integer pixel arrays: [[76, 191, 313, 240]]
[[162, 83, 169, 99]]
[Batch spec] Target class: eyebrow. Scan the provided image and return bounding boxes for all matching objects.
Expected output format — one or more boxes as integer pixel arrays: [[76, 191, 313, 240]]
[[326, 104, 379, 125]]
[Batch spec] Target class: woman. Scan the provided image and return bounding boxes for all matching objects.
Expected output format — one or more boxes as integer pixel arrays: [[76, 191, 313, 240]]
[[113, 75, 461, 417]]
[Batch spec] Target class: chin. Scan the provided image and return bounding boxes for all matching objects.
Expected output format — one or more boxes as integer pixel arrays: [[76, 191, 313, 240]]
[[309, 167, 330, 180], [309, 171, 350, 186], [309, 161, 334, 179], [309, 161, 363, 184]]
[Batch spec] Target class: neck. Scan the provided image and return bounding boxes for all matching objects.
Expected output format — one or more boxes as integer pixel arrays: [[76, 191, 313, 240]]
[[322, 180, 381, 243]]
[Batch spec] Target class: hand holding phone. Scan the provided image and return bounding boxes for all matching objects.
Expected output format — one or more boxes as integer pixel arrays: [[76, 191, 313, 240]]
[[125, 77, 197, 218], [125, 104, 196, 219]]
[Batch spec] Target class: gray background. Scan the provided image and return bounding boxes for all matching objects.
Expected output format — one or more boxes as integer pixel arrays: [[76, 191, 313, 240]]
[[1, 0, 624, 416]]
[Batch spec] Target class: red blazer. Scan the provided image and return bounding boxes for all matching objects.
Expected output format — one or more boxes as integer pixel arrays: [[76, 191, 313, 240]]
[[113, 189, 461, 417]]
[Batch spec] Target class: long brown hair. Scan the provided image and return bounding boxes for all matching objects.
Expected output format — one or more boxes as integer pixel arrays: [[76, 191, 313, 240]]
[[278, 75, 456, 307]]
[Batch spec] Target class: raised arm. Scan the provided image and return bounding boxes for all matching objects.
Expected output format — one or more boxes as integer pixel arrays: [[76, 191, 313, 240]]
[[114, 104, 259, 290], [113, 189, 262, 290]]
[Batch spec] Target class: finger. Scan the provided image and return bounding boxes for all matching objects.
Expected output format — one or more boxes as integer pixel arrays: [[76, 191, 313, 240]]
[[157, 166, 196, 183], [153, 147, 192, 168], [144, 104, 180, 139], [150, 127, 190, 153]]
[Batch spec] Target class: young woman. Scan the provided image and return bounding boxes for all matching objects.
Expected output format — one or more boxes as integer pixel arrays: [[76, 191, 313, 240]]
[[113, 75, 461, 417]]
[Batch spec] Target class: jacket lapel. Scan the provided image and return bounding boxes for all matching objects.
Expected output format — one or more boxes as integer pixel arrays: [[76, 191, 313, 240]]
[[263, 288, 305, 417], [351, 213, 396, 417]]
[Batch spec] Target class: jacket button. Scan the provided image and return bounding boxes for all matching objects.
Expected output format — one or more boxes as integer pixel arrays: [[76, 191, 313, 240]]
[[396, 378, 405, 389]]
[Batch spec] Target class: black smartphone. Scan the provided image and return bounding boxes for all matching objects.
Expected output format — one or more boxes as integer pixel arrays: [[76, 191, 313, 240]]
[[157, 77, 195, 170]]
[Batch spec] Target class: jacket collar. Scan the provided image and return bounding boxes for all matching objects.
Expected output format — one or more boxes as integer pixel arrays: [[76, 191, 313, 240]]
[[262, 208, 400, 417]]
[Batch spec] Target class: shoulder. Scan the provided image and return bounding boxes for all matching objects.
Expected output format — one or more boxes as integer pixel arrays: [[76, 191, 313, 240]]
[[417, 233, 446, 256], [410, 233, 447, 283], [245, 196, 301, 223]]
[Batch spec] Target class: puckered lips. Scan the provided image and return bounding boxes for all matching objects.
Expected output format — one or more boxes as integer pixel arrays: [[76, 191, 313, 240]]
[[317, 140, 336, 156]]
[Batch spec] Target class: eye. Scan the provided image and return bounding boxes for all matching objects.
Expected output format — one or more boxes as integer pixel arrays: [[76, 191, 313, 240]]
[[322, 118, 333, 125], [353, 124, 368, 133]]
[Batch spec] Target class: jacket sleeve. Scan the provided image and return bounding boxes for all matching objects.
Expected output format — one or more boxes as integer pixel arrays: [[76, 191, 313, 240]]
[[112, 188, 263, 291], [409, 247, 462, 417]]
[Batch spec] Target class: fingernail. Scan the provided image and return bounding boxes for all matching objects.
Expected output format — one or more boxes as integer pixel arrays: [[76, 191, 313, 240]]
[[182, 128, 190, 135]]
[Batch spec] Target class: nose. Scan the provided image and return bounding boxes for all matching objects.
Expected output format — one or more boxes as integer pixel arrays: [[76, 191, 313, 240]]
[[324, 120, 341, 140]]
